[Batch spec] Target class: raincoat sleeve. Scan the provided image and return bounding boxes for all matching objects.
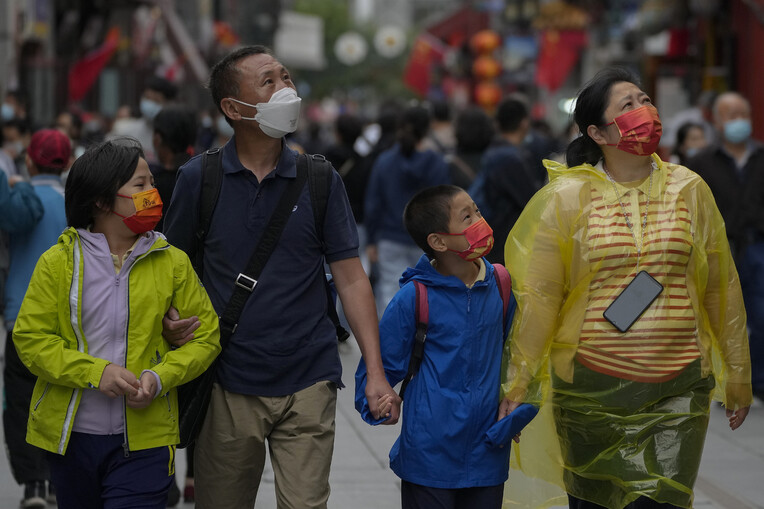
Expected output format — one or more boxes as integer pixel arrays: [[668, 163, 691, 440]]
[[502, 181, 576, 404], [13, 247, 111, 389], [148, 249, 221, 391], [690, 177, 752, 408], [355, 281, 416, 424]]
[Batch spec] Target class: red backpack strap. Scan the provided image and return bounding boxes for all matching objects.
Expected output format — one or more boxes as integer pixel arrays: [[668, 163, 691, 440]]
[[399, 281, 429, 400], [492, 263, 512, 330]]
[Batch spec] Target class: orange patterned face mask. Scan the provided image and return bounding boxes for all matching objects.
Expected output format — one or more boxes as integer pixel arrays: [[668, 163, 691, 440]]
[[604, 104, 662, 156], [114, 188, 163, 234], [438, 217, 494, 261]]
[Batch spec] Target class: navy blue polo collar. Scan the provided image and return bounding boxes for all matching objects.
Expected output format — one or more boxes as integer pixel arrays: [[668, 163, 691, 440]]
[[221, 135, 298, 179]]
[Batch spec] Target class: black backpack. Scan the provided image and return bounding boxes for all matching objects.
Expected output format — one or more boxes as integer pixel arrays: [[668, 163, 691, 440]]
[[193, 148, 349, 342]]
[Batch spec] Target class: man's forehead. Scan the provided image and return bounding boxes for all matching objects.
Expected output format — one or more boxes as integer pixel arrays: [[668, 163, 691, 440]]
[[239, 53, 287, 75]]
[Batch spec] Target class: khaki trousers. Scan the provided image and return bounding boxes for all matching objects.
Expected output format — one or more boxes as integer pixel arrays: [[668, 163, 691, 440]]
[[194, 381, 337, 509]]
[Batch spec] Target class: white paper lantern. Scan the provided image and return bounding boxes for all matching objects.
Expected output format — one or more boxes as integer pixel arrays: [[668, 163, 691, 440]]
[[334, 32, 368, 66], [374, 25, 407, 58]]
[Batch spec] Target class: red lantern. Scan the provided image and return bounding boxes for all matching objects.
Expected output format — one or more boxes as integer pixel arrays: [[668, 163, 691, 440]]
[[474, 81, 502, 108], [472, 55, 501, 80], [470, 30, 501, 54]]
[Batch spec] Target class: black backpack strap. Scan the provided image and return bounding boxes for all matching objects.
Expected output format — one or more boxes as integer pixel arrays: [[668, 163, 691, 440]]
[[305, 153, 350, 342], [217, 158, 308, 343], [399, 281, 429, 400], [193, 148, 223, 277]]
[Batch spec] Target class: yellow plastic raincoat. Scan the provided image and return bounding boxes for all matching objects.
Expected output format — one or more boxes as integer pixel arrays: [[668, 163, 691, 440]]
[[501, 155, 752, 508]]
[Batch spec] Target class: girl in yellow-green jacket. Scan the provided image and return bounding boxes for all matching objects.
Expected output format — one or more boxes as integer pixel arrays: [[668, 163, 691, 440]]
[[13, 139, 220, 508]]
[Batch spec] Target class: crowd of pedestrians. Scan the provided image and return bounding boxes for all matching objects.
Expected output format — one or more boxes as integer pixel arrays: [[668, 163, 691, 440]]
[[0, 43, 760, 509]]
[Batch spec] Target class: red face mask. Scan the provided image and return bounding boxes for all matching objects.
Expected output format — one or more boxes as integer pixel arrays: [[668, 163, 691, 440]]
[[438, 217, 494, 261], [113, 188, 163, 234], [604, 104, 662, 156]]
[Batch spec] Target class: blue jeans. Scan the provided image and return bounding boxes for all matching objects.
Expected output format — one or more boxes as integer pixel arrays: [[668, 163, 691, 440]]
[[375, 239, 422, 317]]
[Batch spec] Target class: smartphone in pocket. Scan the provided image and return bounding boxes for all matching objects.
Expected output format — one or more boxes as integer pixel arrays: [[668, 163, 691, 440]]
[[603, 270, 663, 332]]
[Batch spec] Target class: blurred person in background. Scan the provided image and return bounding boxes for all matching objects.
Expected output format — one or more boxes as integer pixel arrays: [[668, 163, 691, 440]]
[[2, 117, 32, 178], [471, 97, 539, 265], [661, 90, 717, 156], [364, 105, 450, 316], [447, 106, 495, 190], [2, 128, 71, 509], [671, 122, 707, 168], [1, 90, 28, 123], [55, 110, 86, 159], [150, 105, 197, 233], [421, 99, 455, 154], [108, 76, 178, 163], [689, 91, 764, 402]]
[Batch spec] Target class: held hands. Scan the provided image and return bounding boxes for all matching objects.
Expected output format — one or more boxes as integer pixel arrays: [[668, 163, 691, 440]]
[[98, 364, 140, 399], [126, 372, 159, 409], [498, 398, 523, 444], [366, 374, 401, 425], [162, 306, 201, 347]]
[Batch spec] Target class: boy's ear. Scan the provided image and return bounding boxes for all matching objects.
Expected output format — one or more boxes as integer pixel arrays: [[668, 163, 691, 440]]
[[427, 232, 448, 254]]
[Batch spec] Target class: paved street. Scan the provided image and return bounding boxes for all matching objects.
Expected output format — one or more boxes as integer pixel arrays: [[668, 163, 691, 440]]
[[0, 329, 761, 508]]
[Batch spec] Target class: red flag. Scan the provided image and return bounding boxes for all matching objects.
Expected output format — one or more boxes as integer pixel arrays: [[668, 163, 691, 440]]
[[403, 33, 447, 96], [535, 30, 587, 92], [68, 27, 121, 103]]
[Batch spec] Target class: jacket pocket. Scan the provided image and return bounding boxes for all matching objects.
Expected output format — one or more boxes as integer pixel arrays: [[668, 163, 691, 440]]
[[31, 382, 51, 415]]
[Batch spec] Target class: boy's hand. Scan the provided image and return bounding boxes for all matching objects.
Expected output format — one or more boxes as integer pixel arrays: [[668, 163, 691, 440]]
[[377, 394, 394, 421], [99, 364, 140, 399], [366, 374, 401, 424], [726, 405, 750, 430], [126, 371, 158, 409], [162, 306, 201, 347], [499, 397, 523, 443]]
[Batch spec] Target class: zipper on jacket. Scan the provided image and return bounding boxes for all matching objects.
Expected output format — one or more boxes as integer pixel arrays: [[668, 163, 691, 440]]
[[118, 244, 167, 457], [33, 383, 51, 411]]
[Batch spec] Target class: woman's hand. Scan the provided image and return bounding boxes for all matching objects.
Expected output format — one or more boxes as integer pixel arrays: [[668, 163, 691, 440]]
[[726, 405, 750, 430], [498, 398, 524, 443]]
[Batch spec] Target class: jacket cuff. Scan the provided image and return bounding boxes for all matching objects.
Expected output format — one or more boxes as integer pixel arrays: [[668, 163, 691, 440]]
[[88, 359, 111, 389], [141, 369, 163, 398]]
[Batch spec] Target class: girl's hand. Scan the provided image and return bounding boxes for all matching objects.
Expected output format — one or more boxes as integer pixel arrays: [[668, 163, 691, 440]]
[[727, 405, 750, 430], [99, 364, 140, 399], [126, 372, 158, 409]]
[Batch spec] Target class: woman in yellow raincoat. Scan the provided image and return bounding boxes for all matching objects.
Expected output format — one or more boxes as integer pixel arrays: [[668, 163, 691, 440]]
[[500, 67, 752, 509]]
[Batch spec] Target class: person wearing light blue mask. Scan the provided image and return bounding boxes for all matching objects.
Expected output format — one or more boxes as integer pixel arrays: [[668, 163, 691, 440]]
[[690, 91, 764, 409]]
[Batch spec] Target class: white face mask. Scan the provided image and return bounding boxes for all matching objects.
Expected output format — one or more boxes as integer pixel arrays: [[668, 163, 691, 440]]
[[228, 87, 301, 138]]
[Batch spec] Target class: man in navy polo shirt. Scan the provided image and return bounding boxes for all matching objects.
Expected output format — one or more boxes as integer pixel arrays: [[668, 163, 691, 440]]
[[162, 46, 398, 509]]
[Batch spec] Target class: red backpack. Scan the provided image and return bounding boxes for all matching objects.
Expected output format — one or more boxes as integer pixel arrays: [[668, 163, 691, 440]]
[[398, 264, 512, 399]]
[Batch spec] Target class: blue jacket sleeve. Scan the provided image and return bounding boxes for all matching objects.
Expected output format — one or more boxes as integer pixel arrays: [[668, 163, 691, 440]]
[[0, 172, 44, 232], [355, 281, 417, 425]]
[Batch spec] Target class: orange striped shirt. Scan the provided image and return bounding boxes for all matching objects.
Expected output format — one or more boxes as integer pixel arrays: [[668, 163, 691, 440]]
[[576, 173, 701, 382]]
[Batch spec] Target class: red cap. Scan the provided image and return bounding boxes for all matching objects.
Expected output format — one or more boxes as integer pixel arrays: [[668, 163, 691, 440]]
[[28, 129, 72, 169]]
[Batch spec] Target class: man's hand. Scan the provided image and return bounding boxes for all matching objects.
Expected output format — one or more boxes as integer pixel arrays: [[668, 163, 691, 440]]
[[127, 371, 159, 409], [8, 175, 24, 188], [726, 405, 750, 430], [162, 306, 201, 347], [366, 373, 400, 424], [99, 364, 140, 399]]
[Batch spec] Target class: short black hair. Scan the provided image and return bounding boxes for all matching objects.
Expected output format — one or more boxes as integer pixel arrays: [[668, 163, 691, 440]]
[[65, 139, 144, 228], [455, 107, 494, 153], [154, 106, 197, 154], [429, 100, 451, 122], [145, 76, 178, 101], [335, 113, 363, 147], [404, 185, 464, 257], [495, 97, 529, 133], [208, 45, 272, 120], [398, 105, 431, 157]]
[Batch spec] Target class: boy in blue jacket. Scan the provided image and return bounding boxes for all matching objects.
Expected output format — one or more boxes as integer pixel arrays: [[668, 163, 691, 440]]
[[355, 184, 516, 509]]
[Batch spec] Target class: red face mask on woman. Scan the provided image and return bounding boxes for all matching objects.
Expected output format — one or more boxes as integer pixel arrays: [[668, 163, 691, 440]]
[[113, 188, 163, 234], [604, 104, 662, 156], [438, 217, 494, 261]]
